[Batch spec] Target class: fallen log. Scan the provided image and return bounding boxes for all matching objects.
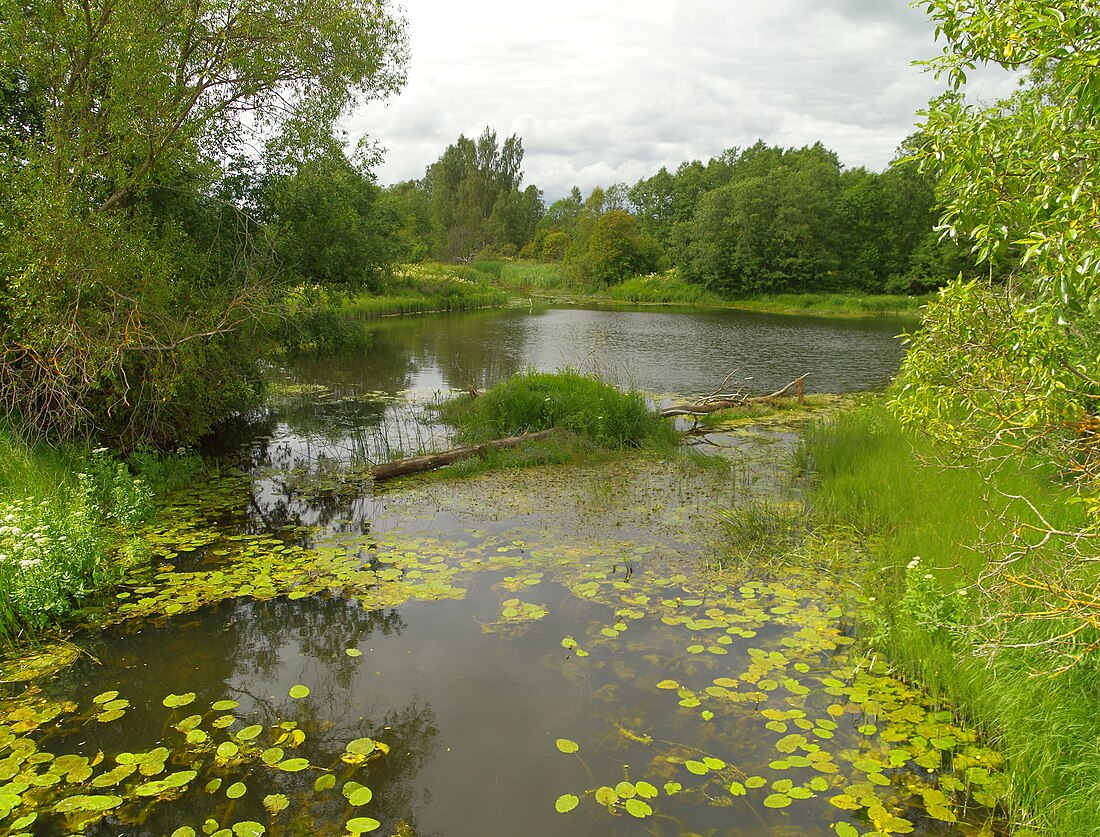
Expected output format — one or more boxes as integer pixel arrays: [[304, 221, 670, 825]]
[[658, 374, 808, 418], [370, 429, 555, 481]]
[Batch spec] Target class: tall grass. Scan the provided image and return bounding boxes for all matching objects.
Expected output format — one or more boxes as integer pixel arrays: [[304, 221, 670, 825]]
[[339, 264, 511, 320], [471, 260, 574, 291], [806, 401, 1100, 835], [604, 272, 723, 305], [442, 368, 678, 451], [0, 425, 200, 644]]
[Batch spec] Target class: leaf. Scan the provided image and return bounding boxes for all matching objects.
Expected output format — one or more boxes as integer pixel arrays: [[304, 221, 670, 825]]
[[346, 738, 377, 756], [763, 793, 791, 808], [314, 774, 336, 792], [624, 798, 653, 818], [345, 817, 381, 833], [263, 794, 289, 814], [555, 794, 579, 813], [555, 738, 579, 754], [595, 786, 618, 807], [288, 685, 310, 699], [232, 822, 265, 837], [276, 758, 310, 772], [53, 794, 123, 813], [347, 786, 373, 806], [163, 692, 197, 708], [226, 782, 247, 799], [635, 780, 658, 799]]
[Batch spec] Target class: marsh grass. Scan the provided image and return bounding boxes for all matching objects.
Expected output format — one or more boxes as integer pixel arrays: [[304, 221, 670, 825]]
[[806, 400, 1100, 835], [338, 264, 511, 321], [604, 272, 723, 305], [442, 368, 678, 452]]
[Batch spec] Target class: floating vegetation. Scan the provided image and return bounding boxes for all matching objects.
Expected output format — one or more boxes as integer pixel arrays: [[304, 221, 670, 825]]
[[0, 431, 1013, 836]]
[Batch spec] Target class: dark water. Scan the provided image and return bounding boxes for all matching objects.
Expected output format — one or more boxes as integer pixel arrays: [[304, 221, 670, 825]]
[[223, 305, 907, 474], [4, 307, 1009, 837]]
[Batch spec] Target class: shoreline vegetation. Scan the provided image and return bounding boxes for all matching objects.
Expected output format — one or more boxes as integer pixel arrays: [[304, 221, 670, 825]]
[[806, 401, 1098, 836], [290, 262, 928, 342]]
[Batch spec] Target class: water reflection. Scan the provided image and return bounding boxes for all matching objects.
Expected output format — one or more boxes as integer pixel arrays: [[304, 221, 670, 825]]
[[209, 305, 906, 479]]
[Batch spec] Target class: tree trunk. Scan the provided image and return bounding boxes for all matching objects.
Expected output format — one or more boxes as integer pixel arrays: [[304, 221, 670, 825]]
[[370, 430, 555, 481]]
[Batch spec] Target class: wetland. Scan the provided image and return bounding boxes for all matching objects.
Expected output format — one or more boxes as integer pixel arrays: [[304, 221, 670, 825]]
[[0, 307, 1009, 837]]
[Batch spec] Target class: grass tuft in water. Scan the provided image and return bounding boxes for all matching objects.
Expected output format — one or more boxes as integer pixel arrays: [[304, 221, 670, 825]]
[[442, 368, 677, 451]]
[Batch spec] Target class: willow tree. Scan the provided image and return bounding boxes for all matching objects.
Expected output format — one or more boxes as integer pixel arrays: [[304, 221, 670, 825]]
[[895, 0, 1100, 665], [0, 0, 407, 444]]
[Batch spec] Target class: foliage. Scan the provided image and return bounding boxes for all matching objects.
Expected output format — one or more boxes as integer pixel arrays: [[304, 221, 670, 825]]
[[339, 264, 509, 319], [261, 135, 402, 291], [277, 285, 373, 358], [0, 429, 200, 642], [0, 0, 408, 445], [896, 0, 1100, 669], [416, 127, 543, 261], [442, 369, 676, 450]]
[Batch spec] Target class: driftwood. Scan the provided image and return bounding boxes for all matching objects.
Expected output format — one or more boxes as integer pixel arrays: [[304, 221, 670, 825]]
[[658, 374, 808, 418], [370, 430, 555, 481]]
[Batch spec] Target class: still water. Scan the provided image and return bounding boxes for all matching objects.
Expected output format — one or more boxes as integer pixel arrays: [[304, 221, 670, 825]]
[[2, 307, 1009, 837]]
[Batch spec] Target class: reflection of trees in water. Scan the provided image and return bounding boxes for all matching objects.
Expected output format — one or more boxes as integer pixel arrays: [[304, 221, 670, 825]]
[[218, 596, 439, 837]]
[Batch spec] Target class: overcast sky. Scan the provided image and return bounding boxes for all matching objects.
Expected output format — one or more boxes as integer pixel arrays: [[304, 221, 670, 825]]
[[346, 0, 1016, 201]]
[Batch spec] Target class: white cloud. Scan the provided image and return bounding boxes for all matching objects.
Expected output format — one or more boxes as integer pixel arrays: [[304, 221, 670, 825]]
[[345, 0, 1018, 200]]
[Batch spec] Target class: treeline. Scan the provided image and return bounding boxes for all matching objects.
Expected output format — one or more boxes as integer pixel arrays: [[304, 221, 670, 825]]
[[385, 133, 977, 295]]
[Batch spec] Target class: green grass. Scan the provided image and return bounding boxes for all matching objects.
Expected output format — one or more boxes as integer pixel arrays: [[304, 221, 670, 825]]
[[340, 264, 511, 319], [604, 273, 723, 305], [0, 424, 201, 644], [806, 401, 1100, 835], [466, 262, 929, 317], [442, 368, 678, 451], [726, 292, 929, 318]]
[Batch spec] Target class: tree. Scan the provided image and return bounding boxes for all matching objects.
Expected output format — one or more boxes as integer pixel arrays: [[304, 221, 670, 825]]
[[894, 0, 1100, 667], [422, 127, 538, 260], [584, 210, 660, 285], [262, 135, 400, 290], [0, 0, 407, 444], [677, 144, 843, 294]]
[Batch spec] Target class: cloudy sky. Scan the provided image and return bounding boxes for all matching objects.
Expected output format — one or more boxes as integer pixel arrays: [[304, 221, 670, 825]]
[[347, 0, 1015, 201]]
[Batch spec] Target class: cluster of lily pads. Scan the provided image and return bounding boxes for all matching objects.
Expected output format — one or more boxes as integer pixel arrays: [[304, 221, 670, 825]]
[[0, 452, 1013, 836], [0, 680, 392, 836]]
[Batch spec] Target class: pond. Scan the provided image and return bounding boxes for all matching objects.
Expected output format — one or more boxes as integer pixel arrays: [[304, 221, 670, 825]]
[[0, 307, 1009, 837]]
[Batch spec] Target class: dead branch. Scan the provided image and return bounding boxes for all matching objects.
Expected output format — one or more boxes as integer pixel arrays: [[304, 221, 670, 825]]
[[658, 374, 807, 418]]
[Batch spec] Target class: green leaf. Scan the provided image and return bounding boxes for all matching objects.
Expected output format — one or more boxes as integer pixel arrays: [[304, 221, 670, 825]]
[[345, 817, 381, 833], [555, 794, 579, 813], [624, 798, 653, 818], [226, 782, 247, 799], [555, 738, 579, 754], [289, 685, 310, 699], [163, 692, 197, 708]]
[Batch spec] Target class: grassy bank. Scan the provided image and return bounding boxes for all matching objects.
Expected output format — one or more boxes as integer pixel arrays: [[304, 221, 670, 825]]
[[468, 261, 927, 317], [344, 263, 511, 318], [0, 427, 200, 645], [806, 401, 1099, 835]]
